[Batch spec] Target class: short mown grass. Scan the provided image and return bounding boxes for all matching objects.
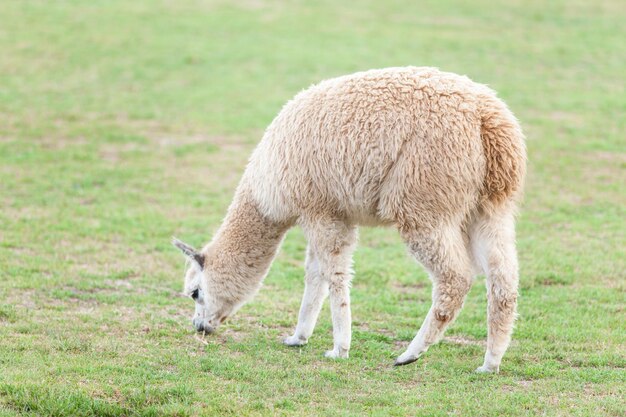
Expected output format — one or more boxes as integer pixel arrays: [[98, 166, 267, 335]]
[[1, 1, 624, 416]]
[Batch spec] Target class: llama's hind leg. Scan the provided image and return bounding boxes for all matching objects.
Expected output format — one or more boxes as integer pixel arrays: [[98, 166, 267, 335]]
[[395, 225, 474, 366], [284, 245, 328, 346], [471, 209, 519, 373]]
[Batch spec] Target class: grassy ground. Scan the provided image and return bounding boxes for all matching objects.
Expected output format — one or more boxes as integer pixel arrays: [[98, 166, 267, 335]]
[[1, 0, 624, 415]]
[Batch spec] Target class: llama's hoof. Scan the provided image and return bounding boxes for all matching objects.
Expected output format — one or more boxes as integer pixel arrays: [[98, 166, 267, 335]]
[[394, 349, 424, 366], [324, 348, 349, 359], [393, 355, 419, 366], [475, 365, 499, 374], [283, 335, 307, 347]]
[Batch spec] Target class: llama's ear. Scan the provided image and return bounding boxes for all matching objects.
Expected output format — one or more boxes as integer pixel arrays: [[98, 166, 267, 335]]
[[172, 237, 205, 269]]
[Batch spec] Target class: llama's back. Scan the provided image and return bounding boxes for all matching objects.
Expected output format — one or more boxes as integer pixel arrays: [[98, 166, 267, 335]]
[[244, 67, 525, 227]]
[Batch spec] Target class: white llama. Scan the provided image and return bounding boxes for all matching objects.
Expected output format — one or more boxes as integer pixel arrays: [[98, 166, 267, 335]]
[[173, 67, 526, 373]]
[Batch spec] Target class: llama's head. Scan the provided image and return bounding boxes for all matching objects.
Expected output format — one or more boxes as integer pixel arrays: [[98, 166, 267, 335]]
[[172, 238, 238, 334]]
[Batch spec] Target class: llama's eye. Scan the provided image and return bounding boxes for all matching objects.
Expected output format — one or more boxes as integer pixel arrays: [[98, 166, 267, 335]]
[[191, 289, 199, 300]]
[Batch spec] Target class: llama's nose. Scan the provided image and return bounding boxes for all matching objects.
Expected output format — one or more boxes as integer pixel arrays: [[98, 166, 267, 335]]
[[192, 318, 214, 334]]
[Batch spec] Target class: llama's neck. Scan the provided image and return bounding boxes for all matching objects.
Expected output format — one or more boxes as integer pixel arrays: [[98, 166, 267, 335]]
[[202, 187, 290, 303]]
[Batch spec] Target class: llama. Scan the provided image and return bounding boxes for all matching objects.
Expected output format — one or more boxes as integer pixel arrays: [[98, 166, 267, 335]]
[[173, 67, 526, 373]]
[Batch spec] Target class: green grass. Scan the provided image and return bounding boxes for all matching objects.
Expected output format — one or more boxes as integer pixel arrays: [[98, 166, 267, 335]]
[[1, 0, 624, 415]]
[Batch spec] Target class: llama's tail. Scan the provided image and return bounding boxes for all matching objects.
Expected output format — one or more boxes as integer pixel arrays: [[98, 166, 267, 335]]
[[478, 94, 527, 213]]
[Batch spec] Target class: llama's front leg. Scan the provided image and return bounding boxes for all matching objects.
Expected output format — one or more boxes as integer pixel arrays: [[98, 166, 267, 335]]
[[325, 274, 352, 359], [305, 220, 357, 359], [284, 247, 328, 346]]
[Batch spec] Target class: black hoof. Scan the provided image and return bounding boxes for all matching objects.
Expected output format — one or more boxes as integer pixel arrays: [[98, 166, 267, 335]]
[[393, 356, 418, 366]]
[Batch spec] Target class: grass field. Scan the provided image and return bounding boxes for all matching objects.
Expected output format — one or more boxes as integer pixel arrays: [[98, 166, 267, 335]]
[[1, 0, 625, 415]]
